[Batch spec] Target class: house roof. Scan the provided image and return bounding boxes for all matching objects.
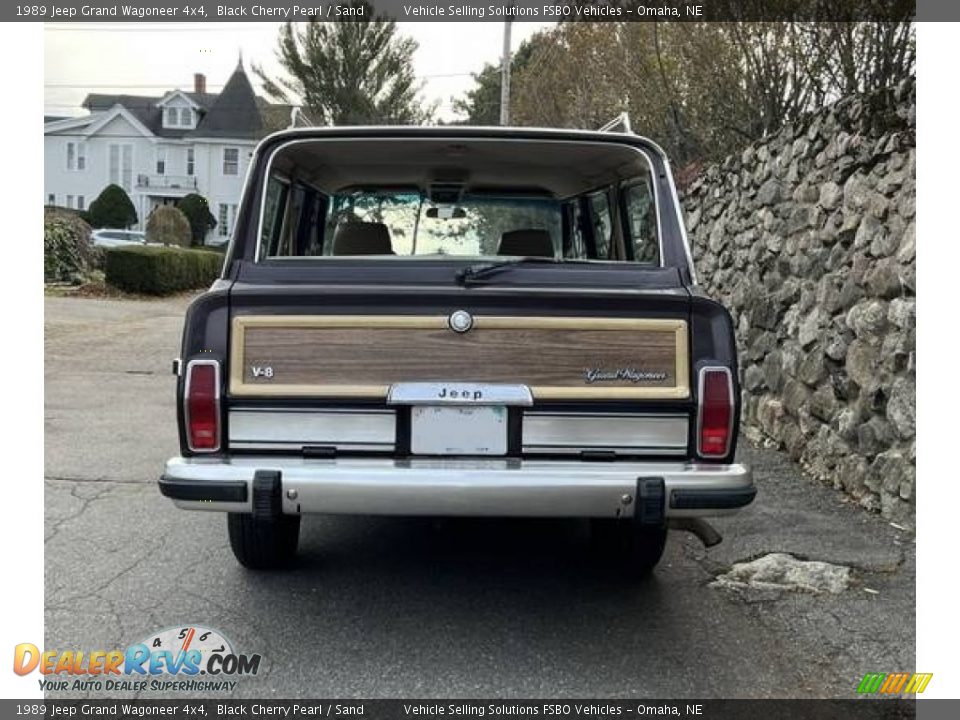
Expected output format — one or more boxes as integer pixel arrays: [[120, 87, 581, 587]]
[[79, 63, 298, 140], [191, 62, 263, 139]]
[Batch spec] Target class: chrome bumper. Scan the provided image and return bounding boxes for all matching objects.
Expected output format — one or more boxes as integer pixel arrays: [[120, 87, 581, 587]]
[[161, 456, 754, 519]]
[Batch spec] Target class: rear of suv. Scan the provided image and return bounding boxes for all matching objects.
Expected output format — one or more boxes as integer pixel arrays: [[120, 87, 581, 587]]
[[160, 126, 755, 576]]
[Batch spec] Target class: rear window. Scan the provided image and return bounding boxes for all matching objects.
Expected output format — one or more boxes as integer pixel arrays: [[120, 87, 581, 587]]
[[255, 137, 662, 266], [332, 192, 561, 257], [262, 188, 563, 259]]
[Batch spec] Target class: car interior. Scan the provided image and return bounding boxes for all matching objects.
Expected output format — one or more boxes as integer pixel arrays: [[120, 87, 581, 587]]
[[257, 137, 661, 264]]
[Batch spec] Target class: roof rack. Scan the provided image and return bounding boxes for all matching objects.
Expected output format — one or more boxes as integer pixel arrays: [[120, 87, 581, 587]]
[[597, 112, 633, 134]]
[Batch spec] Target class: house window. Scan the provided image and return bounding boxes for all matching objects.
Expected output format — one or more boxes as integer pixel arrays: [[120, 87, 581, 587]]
[[66, 141, 86, 171], [222, 148, 239, 176], [156, 147, 167, 175], [186, 148, 195, 176], [218, 203, 238, 238], [47, 193, 55, 205], [109, 143, 133, 192], [78, 196, 85, 211], [66, 195, 74, 209], [163, 103, 195, 128]]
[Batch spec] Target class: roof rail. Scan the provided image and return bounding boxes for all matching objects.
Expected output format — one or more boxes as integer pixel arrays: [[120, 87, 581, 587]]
[[597, 112, 632, 134]]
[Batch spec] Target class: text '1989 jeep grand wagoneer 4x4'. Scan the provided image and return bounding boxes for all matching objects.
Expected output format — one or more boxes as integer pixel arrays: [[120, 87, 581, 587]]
[[159, 125, 755, 576]]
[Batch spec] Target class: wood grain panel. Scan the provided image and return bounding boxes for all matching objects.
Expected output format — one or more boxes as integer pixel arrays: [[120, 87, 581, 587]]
[[230, 315, 689, 400]]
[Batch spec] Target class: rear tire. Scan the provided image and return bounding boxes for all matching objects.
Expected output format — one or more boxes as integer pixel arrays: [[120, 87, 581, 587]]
[[227, 513, 300, 570], [590, 519, 668, 577]]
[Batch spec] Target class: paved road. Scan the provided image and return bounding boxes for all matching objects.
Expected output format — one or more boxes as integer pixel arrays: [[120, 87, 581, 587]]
[[43, 295, 915, 699]]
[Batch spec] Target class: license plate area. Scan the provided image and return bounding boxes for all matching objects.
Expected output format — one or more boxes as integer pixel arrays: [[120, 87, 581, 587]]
[[410, 405, 507, 456]]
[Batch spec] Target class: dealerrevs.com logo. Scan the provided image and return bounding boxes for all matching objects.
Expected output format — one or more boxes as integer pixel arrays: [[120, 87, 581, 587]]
[[14, 625, 262, 693]]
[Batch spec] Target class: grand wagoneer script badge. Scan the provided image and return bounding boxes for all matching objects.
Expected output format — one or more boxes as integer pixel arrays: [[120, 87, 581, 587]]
[[584, 368, 668, 384]]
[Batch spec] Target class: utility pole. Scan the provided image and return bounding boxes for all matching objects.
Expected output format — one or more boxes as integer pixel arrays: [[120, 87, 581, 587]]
[[499, 17, 513, 126]]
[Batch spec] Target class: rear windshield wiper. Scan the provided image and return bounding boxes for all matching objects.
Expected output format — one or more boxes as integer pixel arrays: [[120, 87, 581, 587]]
[[454, 257, 565, 285]]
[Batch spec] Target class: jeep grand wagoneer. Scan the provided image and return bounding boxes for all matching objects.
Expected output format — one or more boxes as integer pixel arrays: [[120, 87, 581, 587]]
[[159, 126, 755, 575]]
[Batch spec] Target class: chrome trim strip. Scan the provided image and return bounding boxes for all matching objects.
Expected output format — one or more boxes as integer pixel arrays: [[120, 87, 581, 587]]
[[522, 446, 687, 456], [230, 407, 392, 414], [522, 412, 688, 453], [524, 411, 683, 418], [184, 359, 221, 454], [163, 456, 754, 519], [228, 409, 396, 448], [661, 153, 698, 284], [230, 442, 392, 452]]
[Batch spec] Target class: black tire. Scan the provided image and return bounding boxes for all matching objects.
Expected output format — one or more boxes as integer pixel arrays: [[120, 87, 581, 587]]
[[590, 519, 668, 577], [227, 513, 301, 570]]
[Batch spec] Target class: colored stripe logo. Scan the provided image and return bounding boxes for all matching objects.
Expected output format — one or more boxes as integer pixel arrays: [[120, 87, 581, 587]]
[[857, 673, 933, 694]]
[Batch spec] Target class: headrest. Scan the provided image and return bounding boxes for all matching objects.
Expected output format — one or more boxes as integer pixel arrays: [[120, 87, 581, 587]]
[[332, 222, 393, 255], [496, 229, 555, 258]]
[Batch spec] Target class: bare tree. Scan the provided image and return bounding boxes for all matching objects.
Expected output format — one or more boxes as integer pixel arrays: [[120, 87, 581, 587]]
[[489, 20, 914, 164]]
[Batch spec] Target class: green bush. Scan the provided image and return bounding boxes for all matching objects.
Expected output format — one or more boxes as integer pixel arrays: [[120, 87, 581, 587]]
[[146, 205, 192, 247], [176, 194, 217, 246], [85, 184, 138, 229], [104, 246, 223, 295], [44, 209, 95, 283], [89, 245, 107, 271]]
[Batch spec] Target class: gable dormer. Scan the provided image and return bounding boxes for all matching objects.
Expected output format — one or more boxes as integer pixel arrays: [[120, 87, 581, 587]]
[[156, 90, 202, 130]]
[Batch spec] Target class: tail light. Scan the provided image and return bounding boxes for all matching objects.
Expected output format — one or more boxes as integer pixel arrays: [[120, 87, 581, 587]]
[[697, 366, 734, 459], [185, 359, 220, 452]]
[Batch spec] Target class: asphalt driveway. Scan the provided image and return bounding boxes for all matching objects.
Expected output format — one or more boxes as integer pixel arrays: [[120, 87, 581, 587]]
[[43, 295, 915, 699]]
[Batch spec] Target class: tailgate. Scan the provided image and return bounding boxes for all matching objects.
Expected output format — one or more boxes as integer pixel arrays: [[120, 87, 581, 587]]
[[222, 283, 698, 460]]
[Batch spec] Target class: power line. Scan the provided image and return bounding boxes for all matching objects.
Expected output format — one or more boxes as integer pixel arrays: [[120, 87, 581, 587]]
[[44, 72, 474, 89], [45, 83, 227, 90]]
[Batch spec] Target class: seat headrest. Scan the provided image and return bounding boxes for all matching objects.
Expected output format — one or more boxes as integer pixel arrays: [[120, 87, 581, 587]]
[[333, 222, 394, 255], [497, 229, 555, 258]]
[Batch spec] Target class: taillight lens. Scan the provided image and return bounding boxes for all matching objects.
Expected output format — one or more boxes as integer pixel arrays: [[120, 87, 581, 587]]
[[185, 360, 220, 452], [698, 367, 733, 458]]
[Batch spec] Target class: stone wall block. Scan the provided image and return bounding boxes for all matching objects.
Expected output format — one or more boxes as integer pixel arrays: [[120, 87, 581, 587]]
[[681, 78, 916, 521]]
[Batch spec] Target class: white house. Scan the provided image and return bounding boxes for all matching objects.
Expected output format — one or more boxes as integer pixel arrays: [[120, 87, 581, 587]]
[[44, 61, 307, 244]]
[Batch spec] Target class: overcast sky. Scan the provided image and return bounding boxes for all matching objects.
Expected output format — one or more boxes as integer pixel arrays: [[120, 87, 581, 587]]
[[44, 22, 553, 122]]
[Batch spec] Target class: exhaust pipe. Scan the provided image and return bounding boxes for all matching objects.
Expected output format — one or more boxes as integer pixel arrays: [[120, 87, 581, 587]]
[[669, 517, 723, 547]]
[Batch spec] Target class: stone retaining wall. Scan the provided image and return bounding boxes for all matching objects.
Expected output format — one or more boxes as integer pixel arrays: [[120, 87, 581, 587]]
[[682, 78, 916, 524]]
